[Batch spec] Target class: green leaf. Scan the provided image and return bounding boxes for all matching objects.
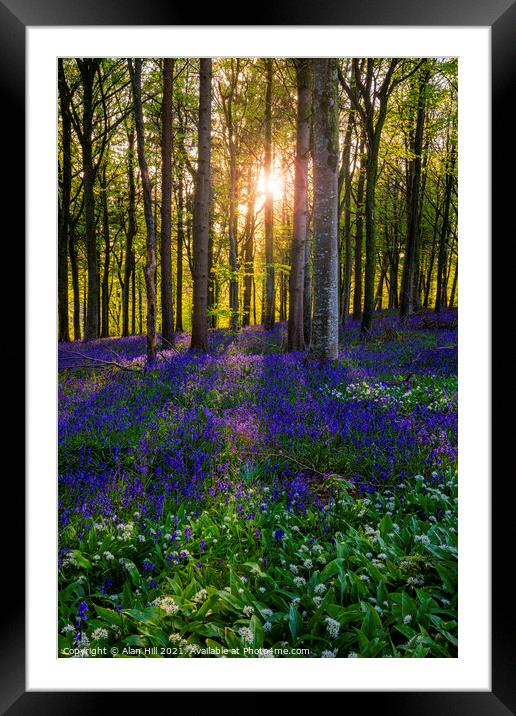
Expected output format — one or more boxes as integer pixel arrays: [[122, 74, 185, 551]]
[[71, 550, 92, 570], [94, 605, 123, 628]]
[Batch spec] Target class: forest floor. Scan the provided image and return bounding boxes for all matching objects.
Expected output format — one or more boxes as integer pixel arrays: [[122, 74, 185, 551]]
[[58, 309, 458, 658]]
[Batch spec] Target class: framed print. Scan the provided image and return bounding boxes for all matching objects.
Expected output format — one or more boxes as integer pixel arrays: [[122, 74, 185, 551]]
[[6, 0, 512, 710]]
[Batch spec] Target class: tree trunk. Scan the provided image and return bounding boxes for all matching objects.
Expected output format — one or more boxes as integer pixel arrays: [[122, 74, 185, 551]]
[[69, 231, 81, 341], [449, 260, 458, 308], [309, 59, 339, 361], [303, 221, 312, 346], [190, 58, 212, 351], [160, 58, 175, 344], [100, 168, 110, 338], [361, 131, 382, 334], [122, 127, 136, 336], [435, 136, 456, 313], [339, 113, 355, 325], [131, 250, 136, 334], [288, 58, 311, 351], [263, 58, 275, 330], [129, 58, 157, 360], [77, 59, 100, 342], [58, 59, 71, 342], [353, 135, 366, 320], [400, 61, 429, 320], [242, 168, 256, 327], [176, 175, 184, 331]]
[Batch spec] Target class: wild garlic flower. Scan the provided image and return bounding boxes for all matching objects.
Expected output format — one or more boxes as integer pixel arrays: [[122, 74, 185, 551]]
[[324, 617, 340, 639]]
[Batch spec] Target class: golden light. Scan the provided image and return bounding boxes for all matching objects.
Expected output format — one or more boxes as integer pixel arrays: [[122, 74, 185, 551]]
[[257, 167, 284, 201]]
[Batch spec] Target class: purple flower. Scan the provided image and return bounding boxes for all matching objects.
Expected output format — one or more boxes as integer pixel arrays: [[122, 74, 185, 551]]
[[77, 601, 89, 622], [273, 529, 285, 543]]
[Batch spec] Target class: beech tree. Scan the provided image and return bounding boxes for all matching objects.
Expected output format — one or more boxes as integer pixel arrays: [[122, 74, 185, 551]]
[[191, 59, 212, 351], [128, 58, 157, 360], [160, 58, 175, 344], [309, 59, 339, 360], [288, 58, 312, 351]]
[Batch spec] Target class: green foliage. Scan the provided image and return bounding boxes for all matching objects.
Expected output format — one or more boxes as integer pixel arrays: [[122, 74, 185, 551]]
[[59, 469, 458, 658]]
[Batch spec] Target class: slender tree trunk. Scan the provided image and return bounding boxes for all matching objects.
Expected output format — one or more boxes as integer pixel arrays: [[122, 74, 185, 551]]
[[77, 59, 100, 341], [288, 58, 311, 351], [309, 59, 339, 360], [242, 168, 256, 327], [361, 131, 383, 334], [190, 58, 212, 351], [435, 137, 456, 313], [263, 58, 275, 330], [449, 260, 458, 308], [400, 61, 429, 320], [303, 221, 312, 346], [353, 135, 366, 320], [69, 231, 81, 340], [100, 168, 110, 337], [131, 251, 136, 334], [138, 272, 142, 333], [160, 58, 175, 344], [374, 255, 387, 310], [129, 58, 157, 360], [207, 205, 215, 328], [176, 176, 184, 331], [58, 59, 71, 342], [122, 127, 136, 336], [339, 113, 355, 325], [424, 206, 439, 308], [83, 276, 87, 337], [252, 276, 257, 326]]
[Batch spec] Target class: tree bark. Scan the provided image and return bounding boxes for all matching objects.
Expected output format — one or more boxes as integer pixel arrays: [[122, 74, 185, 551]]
[[128, 58, 157, 360], [100, 167, 110, 338], [353, 134, 366, 320], [242, 167, 257, 327], [339, 113, 355, 325], [435, 135, 456, 313], [77, 59, 100, 341], [122, 127, 136, 336], [309, 59, 339, 361], [58, 59, 71, 342], [303, 220, 312, 346], [69, 230, 81, 340], [131, 250, 136, 334], [400, 60, 429, 320], [176, 174, 184, 331], [190, 58, 212, 351], [160, 58, 175, 344], [263, 58, 275, 331], [288, 58, 312, 351]]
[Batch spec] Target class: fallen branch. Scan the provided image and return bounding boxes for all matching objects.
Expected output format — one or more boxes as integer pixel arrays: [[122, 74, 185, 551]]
[[58, 347, 142, 372]]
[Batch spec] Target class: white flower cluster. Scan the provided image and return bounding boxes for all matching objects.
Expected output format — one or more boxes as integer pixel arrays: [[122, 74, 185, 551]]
[[192, 589, 209, 605], [238, 626, 253, 644], [91, 627, 109, 641], [151, 596, 179, 614], [324, 617, 340, 639], [116, 522, 134, 542]]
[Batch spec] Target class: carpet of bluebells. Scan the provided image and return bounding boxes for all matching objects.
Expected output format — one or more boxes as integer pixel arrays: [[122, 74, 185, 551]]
[[58, 309, 458, 658]]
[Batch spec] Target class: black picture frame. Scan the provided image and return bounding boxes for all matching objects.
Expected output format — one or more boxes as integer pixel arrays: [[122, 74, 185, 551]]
[[8, 0, 511, 711]]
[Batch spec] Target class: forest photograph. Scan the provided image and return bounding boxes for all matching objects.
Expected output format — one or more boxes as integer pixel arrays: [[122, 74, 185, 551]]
[[57, 56, 458, 659]]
